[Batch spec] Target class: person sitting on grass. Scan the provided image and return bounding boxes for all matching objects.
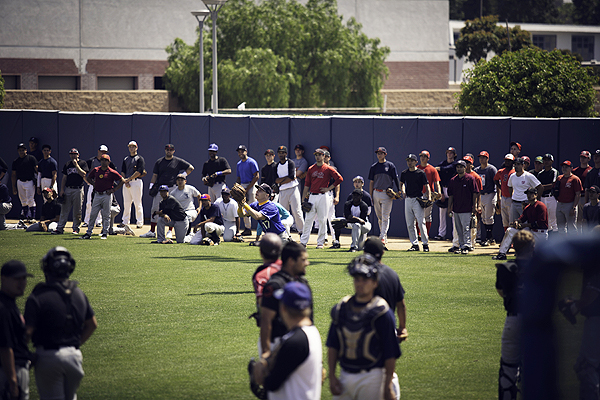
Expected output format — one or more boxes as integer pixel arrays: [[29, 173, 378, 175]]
[[25, 188, 61, 232], [152, 185, 188, 244], [190, 194, 224, 246]]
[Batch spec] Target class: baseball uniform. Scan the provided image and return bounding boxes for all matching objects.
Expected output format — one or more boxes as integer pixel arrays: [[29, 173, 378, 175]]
[[121, 152, 145, 227], [156, 194, 189, 243], [497, 200, 548, 256], [190, 202, 224, 245], [555, 174, 583, 234], [400, 168, 430, 247], [237, 156, 260, 230], [508, 171, 542, 223], [84, 165, 123, 237], [369, 160, 400, 243], [494, 167, 515, 229], [202, 156, 231, 201], [475, 162, 498, 243], [56, 158, 88, 234], [150, 156, 192, 224], [214, 197, 239, 241], [448, 172, 479, 251], [37, 155, 58, 200], [12, 152, 38, 219], [277, 158, 304, 232], [84, 156, 116, 226], [537, 167, 559, 231]]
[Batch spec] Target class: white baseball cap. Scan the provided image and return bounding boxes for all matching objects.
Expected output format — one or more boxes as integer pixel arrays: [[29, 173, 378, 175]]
[[128, 141, 138, 147], [99, 145, 109, 152]]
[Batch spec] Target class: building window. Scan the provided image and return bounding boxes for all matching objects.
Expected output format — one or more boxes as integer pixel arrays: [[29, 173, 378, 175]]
[[572, 35, 595, 61], [38, 76, 79, 90], [3, 75, 21, 89], [97, 77, 137, 90], [533, 35, 557, 51], [154, 76, 165, 90]]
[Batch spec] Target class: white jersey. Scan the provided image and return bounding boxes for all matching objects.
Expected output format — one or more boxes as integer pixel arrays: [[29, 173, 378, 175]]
[[277, 160, 298, 191], [214, 197, 238, 222], [508, 172, 541, 202], [170, 185, 200, 212]]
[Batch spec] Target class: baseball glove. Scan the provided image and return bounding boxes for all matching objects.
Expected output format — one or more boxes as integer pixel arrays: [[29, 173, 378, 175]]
[[232, 233, 244, 242], [301, 200, 313, 213], [231, 183, 247, 203], [203, 175, 216, 187], [558, 297, 577, 325], [416, 197, 433, 208], [248, 359, 267, 400], [332, 218, 348, 231], [386, 188, 400, 199]]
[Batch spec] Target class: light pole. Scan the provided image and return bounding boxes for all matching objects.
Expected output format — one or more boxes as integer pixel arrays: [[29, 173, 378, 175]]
[[202, 0, 227, 114], [191, 10, 210, 113]]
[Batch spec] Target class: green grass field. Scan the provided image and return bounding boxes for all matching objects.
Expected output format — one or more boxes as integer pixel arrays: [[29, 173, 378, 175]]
[[0, 231, 584, 399]]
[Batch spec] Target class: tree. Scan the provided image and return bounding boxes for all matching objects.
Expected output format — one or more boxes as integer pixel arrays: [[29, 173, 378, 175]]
[[0, 70, 4, 109], [456, 47, 598, 117], [455, 16, 532, 63], [573, 0, 600, 25], [164, 0, 389, 111]]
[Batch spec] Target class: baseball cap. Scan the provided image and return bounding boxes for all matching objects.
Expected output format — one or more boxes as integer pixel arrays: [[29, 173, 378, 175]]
[[264, 149, 275, 155], [100, 154, 111, 161], [17, 143, 26, 149], [580, 151, 591, 159], [522, 156, 531, 164], [406, 154, 418, 161], [479, 151, 490, 158], [165, 144, 175, 150], [561, 160, 572, 167], [294, 144, 305, 151], [208, 143, 218, 152], [1, 260, 33, 278], [446, 147, 456, 154], [200, 194, 211, 200], [462, 155, 473, 164], [375, 147, 387, 154], [128, 141, 138, 147], [314, 148, 326, 155], [504, 154, 515, 160], [420, 150, 430, 158], [274, 282, 312, 311], [319, 145, 330, 151], [543, 153, 554, 161], [176, 173, 186, 180], [222, 187, 231, 195], [589, 185, 600, 193], [510, 141, 522, 150], [353, 175, 364, 182], [363, 237, 385, 260], [347, 254, 379, 279], [159, 185, 169, 191], [29, 137, 39, 143], [535, 156, 543, 163], [514, 157, 524, 164], [237, 144, 247, 152], [69, 148, 79, 154], [456, 160, 467, 167], [323, 150, 331, 157], [595, 149, 600, 156], [525, 187, 538, 194], [99, 144, 109, 152], [43, 187, 55, 194], [277, 146, 287, 153], [255, 183, 273, 196]]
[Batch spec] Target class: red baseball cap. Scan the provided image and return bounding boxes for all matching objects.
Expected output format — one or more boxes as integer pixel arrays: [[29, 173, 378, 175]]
[[419, 150, 430, 158], [580, 151, 591, 159], [463, 155, 474, 164], [510, 141, 522, 150], [479, 151, 489, 158], [561, 160, 572, 167], [522, 156, 530, 163]]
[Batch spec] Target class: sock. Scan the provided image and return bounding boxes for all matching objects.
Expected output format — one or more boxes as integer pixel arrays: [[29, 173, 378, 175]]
[[29, 206, 36, 219], [150, 222, 156, 233], [21, 206, 28, 218], [426, 221, 432, 234]]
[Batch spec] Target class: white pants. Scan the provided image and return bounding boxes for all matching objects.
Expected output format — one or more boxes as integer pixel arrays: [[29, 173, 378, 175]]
[[241, 183, 256, 230], [40, 177, 57, 202], [190, 222, 224, 244], [17, 179, 36, 207], [405, 197, 428, 245], [122, 179, 143, 225], [499, 227, 548, 254], [208, 182, 226, 203], [157, 217, 189, 243], [501, 196, 512, 228], [84, 184, 102, 225], [350, 221, 371, 249], [281, 215, 293, 236], [278, 187, 304, 232], [301, 193, 329, 246], [0, 202, 12, 230], [0, 362, 28, 400], [373, 190, 393, 241], [557, 201, 577, 234], [222, 219, 237, 242], [35, 346, 84, 400], [541, 196, 558, 231], [438, 187, 449, 237], [334, 368, 385, 400], [481, 193, 497, 225]]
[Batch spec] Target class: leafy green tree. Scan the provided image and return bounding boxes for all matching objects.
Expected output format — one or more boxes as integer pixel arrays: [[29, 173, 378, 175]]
[[455, 16, 532, 63], [456, 47, 598, 117], [573, 0, 600, 25], [164, 0, 389, 111], [497, 0, 558, 23], [0, 70, 4, 109]]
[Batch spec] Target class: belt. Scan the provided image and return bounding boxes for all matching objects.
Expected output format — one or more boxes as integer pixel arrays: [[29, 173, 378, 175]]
[[343, 367, 374, 374], [374, 188, 385, 192], [18, 179, 32, 182], [95, 190, 111, 195], [531, 229, 547, 233], [39, 344, 79, 350], [541, 194, 552, 198], [310, 192, 324, 195], [66, 186, 83, 189]]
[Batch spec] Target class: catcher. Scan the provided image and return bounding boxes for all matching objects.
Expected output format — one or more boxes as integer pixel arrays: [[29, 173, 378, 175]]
[[249, 282, 322, 400]]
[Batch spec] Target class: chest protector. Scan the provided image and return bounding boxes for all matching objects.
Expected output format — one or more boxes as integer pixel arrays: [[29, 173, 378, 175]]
[[331, 295, 389, 371]]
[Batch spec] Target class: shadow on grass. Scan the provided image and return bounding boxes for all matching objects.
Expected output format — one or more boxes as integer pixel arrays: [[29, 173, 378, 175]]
[[153, 255, 258, 264], [188, 291, 254, 296]]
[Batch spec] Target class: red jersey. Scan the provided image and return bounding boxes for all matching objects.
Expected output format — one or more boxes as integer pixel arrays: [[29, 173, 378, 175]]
[[252, 260, 282, 299], [573, 166, 592, 181], [418, 163, 441, 193], [494, 168, 515, 197], [88, 166, 122, 192], [518, 200, 548, 230], [304, 163, 343, 194], [556, 174, 583, 203], [469, 171, 483, 191]]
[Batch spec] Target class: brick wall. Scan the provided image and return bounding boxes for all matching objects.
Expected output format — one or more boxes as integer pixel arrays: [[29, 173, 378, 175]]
[[384, 61, 449, 90]]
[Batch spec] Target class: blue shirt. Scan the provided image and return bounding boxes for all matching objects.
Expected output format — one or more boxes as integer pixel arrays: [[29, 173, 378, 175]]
[[38, 157, 58, 179], [250, 200, 285, 235], [256, 202, 289, 236], [237, 157, 259, 184], [0, 183, 11, 203]]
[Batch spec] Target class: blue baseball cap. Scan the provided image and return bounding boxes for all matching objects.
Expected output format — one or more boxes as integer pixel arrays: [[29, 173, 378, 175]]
[[208, 143, 218, 151], [353, 175, 364, 182], [159, 185, 169, 191], [274, 282, 312, 311]]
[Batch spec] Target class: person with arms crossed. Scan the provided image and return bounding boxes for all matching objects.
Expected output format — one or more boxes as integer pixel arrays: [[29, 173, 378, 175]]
[[201, 143, 231, 202], [537, 153, 559, 233], [120, 140, 145, 229], [24, 247, 97, 400], [399, 154, 431, 252], [369, 147, 400, 248], [275, 146, 304, 235], [447, 160, 479, 255], [507, 157, 543, 224], [11, 143, 38, 221], [494, 154, 516, 233], [236, 145, 260, 236], [475, 151, 498, 246], [53, 148, 89, 235]]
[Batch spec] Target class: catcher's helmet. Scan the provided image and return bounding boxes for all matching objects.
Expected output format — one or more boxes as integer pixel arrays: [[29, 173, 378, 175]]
[[41, 246, 75, 278], [347, 254, 379, 279]]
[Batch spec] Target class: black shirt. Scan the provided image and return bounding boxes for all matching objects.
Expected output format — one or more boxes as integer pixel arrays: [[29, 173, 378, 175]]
[[583, 202, 600, 228], [261, 163, 278, 187], [158, 195, 187, 222], [41, 199, 61, 220], [121, 154, 146, 179], [343, 200, 368, 221], [0, 183, 11, 203], [495, 260, 525, 314], [345, 190, 373, 209], [12, 155, 38, 181], [62, 159, 89, 188], [584, 168, 600, 190], [375, 263, 405, 314], [25, 280, 95, 349], [0, 157, 8, 174], [437, 159, 457, 187], [400, 168, 429, 198], [153, 156, 192, 187], [202, 157, 231, 185], [537, 168, 558, 196], [199, 203, 224, 226], [0, 292, 30, 367]]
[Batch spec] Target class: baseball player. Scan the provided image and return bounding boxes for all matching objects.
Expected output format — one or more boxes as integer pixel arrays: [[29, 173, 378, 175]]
[[447, 160, 479, 254], [582, 185, 600, 231], [475, 151, 498, 246], [25, 188, 61, 232], [27, 137, 43, 162], [369, 147, 400, 247], [507, 157, 543, 224], [495, 230, 533, 400], [83, 145, 115, 228], [584, 150, 600, 203], [120, 140, 146, 228], [531, 156, 544, 176], [300, 148, 343, 249], [330, 176, 373, 249], [79, 154, 126, 240], [327, 254, 401, 400], [251, 281, 322, 400], [141, 143, 194, 239], [399, 154, 431, 252], [417, 150, 441, 237], [573, 151, 592, 231], [521, 156, 531, 172], [464, 155, 482, 249], [509, 141, 521, 159], [251, 233, 283, 331], [493, 187, 548, 260], [537, 153, 559, 232], [494, 154, 516, 232], [24, 247, 97, 400], [322, 150, 340, 240], [53, 148, 89, 235], [190, 194, 224, 245], [293, 145, 308, 196], [331, 189, 371, 252], [435, 147, 458, 240], [201, 143, 231, 202], [236, 145, 260, 236], [555, 160, 583, 234], [170, 174, 201, 227], [275, 146, 304, 234], [0, 260, 33, 400], [11, 143, 38, 221], [238, 183, 289, 242], [255, 196, 294, 241], [214, 187, 240, 242], [260, 241, 310, 357], [0, 181, 15, 230], [260, 149, 278, 189], [37, 144, 58, 200], [152, 185, 189, 244]]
